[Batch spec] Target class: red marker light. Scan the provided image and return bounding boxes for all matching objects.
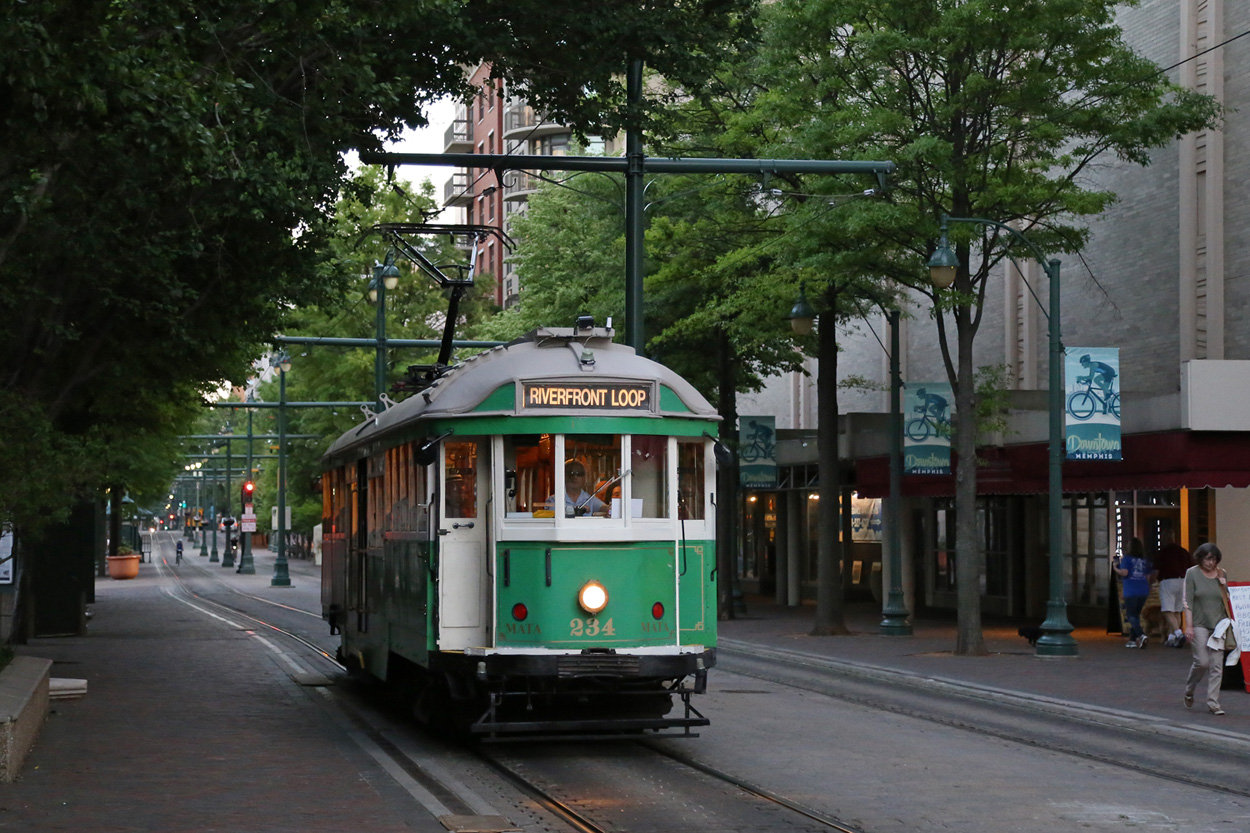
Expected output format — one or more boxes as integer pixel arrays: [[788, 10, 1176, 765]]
[[652, 602, 665, 620], [512, 603, 528, 621]]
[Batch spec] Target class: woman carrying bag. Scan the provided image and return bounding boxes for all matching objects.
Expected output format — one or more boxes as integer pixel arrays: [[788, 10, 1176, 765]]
[[1182, 543, 1235, 715]]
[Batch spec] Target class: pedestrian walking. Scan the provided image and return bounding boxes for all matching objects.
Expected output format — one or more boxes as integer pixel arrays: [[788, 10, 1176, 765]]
[[1115, 538, 1155, 648], [1155, 531, 1190, 647], [1183, 542, 1234, 715]]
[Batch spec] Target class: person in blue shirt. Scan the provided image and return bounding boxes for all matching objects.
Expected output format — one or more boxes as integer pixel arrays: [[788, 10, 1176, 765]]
[[1115, 537, 1157, 648]]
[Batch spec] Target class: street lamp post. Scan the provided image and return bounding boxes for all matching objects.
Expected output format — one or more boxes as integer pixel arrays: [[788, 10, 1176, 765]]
[[880, 309, 912, 635], [209, 461, 219, 563], [221, 437, 235, 568], [272, 350, 292, 587], [196, 464, 209, 558], [927, 215, 1076, 657], [369, 250, 401, 413], [237, 403, 257, 575]]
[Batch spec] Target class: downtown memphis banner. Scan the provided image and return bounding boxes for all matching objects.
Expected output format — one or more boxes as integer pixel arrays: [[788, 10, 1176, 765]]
[[903, 382, 953, 474], [1064, 347, 1122, 461]]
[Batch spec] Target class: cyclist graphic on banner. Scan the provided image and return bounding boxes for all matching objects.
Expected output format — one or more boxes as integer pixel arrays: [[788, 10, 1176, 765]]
[[738, 415, 778, 488], [1065, 347, 1122, 461], [903, 382, 953, 475]]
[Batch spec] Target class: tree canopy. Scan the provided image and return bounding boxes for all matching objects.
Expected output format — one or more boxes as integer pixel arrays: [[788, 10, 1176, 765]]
[[746, 0, 1221, 652], [0, 0, 755, 532]]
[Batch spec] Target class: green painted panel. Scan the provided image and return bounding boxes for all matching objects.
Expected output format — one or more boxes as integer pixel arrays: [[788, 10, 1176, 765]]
[[658, 385, 690, 413], [472, 382, 517, 413], [495, 542, 679, 648], [678, 540, 717, 646]]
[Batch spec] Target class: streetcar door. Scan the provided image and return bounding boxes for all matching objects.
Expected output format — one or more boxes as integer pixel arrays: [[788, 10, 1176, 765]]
[[437, 437, 488, 649]]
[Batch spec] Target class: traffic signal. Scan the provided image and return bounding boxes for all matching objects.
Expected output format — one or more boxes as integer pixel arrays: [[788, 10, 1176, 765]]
[[242, 481, 255, 505]]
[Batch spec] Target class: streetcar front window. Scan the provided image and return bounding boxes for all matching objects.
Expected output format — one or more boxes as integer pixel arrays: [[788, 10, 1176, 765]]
[[502, 434, 555, 518], [561, 434, 621, 518], [677, 438, 706, 520], [630, 434, 668, 518]]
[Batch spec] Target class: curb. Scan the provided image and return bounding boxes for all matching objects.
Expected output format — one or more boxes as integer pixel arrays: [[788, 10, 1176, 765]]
[[0, 656, 52, 782]]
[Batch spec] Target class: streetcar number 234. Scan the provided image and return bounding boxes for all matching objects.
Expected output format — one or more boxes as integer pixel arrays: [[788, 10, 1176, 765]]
[[570, 618, 615, 637]]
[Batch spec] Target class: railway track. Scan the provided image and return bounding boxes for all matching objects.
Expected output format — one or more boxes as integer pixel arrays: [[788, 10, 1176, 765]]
[[147, 533, 1250, 832], [153, 534, 877, 833], [478, 741, 870, 833], [718, 641, 1250, 800]]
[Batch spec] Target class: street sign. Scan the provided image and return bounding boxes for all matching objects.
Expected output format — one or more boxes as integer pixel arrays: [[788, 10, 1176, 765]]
[[241, 513, 257, 532]]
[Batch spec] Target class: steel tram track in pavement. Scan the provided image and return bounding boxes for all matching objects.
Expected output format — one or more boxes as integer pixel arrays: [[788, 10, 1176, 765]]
[[719, 640, 1250, 800], [478, 742, 869, 833], [151, 536, 537, 833], [155, 538, 871, 833]]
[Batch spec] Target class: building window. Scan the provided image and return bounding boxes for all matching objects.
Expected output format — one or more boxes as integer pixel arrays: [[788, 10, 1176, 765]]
[[932, 497, 1010, 597], [1063, 493, 1110, 608]]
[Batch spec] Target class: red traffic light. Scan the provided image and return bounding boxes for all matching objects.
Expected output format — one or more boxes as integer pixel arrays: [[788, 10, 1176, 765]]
[[243, 481, 255, 495]]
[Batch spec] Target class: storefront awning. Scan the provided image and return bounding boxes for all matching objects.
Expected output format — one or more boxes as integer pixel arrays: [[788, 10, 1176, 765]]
[[854, 430, 1250, 498]]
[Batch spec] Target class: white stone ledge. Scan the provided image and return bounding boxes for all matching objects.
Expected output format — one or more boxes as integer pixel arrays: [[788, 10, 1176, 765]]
[[0, 656, 52, 782]]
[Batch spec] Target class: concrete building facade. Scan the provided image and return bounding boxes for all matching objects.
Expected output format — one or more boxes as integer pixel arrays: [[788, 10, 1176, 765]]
[[736, 1, 1250, 630]]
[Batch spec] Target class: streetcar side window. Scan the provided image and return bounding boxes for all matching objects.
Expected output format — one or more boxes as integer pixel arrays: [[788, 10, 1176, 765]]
[[386, 442, 427, 533], [324, 466, 349, 533], [444, 440, 478, 519], [677, 439, 706, 520], [630, 434, 669, 518], [562, 434, 621, 518], [502, 434, 554, 519]]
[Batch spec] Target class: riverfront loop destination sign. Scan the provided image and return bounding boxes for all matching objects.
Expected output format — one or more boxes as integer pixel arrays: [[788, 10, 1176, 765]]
[[522, 381, 653, 411]]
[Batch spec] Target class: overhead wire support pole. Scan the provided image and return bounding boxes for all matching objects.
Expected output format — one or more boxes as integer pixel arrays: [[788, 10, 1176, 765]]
[[625, 60, 645, 350], [359, 151, 895, 352]]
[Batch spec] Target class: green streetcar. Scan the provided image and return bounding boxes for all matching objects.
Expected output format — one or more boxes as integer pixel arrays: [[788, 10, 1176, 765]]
[[321, 322, 720, 738]]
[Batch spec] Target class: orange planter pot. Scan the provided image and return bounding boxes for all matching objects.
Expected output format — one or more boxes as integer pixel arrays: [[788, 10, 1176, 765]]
[[106, 554, 141, 580]]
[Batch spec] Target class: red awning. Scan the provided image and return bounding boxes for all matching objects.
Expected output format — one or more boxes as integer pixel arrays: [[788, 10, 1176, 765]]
[[854, 431, 1250, 498]]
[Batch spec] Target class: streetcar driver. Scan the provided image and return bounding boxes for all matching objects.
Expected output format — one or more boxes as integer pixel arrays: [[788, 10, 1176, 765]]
[[550, 460, 608, 517]]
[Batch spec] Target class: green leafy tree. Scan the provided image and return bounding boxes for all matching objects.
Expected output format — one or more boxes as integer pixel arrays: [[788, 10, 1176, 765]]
[[249, 167, 486, 545], [475, 172, 627, 341], [0, 0, 755, 534], [754, 0, 1221, 653]]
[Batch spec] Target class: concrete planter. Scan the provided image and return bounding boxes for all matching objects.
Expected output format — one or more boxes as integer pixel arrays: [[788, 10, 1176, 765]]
[[0, 656, 52, 782], [106, 554, 140, 580]]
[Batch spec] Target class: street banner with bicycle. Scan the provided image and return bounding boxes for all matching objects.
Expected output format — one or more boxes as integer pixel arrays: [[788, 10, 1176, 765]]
[[738, 416, 778, 488], [903, 382, 953, 475], [1064, 347, 1122, 461]]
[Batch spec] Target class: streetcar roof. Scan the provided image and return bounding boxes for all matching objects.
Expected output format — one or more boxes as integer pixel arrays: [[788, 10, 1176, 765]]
[[323, 327, 718, 460]]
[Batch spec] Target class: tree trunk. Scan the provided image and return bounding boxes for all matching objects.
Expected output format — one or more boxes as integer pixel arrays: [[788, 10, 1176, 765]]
[[812, 286, 849, 635], [954, 273, 987, 655]]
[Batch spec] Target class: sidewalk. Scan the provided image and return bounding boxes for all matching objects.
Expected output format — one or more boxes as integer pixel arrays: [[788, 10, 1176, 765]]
[[719, 596, 1250, 734], [1, 545, 1245, 830], [0, 544, 440, 833]]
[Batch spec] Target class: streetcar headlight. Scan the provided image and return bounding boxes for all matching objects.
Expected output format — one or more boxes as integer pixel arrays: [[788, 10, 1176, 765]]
[[578, 580, 609, 614]]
